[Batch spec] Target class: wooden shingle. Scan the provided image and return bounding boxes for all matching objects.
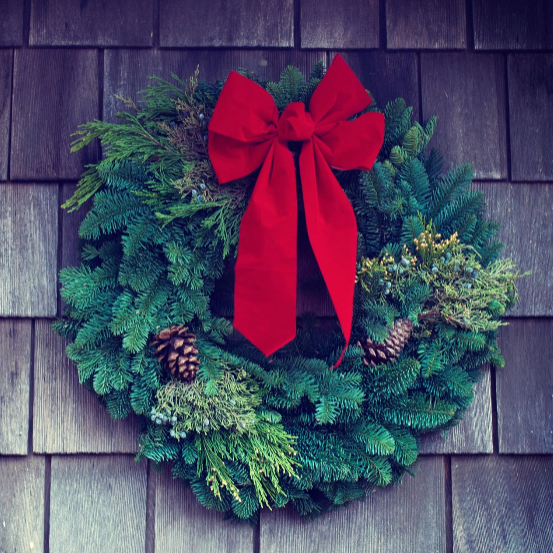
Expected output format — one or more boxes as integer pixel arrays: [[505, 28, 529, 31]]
[[60, 185, 87, 273], [509, 54, 553, 181], [11, 49, 99, 180], [386, 0, 466, 49], [33, 320, 140, 453], [301, 0, 379, 48], [475, 182, 553, 316], [473, 0, 551, 50], [0, 49, 12, 181], [0, 319, 32, 455], [160, 0, 294, 47], [452, 456, 553, 552], [421, 53, 508, 180], [0, 455, 45, 553], [496, 319, 553, 453], [49, 455, 147, 553], [154, 468, 254, 552], [334, 51, 420, 120], [30, 0, 153, 46], [0, 0, 24, 46], [0, 184, 58, 317], [260, 457, 446, 553], [420, 370, 493, 454]]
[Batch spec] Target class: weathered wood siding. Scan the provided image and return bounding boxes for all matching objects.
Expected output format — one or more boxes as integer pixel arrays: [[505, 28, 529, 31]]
[[1, 1, 551, 551]]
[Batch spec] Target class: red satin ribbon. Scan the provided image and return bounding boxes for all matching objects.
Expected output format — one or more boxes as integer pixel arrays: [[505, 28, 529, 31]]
[[208, 54, 385, 365]]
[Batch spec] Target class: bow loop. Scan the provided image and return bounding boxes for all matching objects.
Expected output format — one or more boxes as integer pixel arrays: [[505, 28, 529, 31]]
[[208, 55, 385, 366]]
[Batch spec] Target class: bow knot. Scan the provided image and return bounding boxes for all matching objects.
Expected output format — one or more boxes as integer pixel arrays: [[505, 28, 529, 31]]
[[208, 55, 385, 366], [278, 102, 315, 142]]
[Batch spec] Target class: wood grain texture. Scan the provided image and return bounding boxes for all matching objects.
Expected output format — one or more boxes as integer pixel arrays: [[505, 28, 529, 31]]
[[49, 455, 147, 553], [0, 184, 58, 317], [260, 456, 446, 553], [33, 320, 140, 453], [0, 49, 12, 181], [11, 49, 99, 180], [421, 53, 507, 180], [301, 0, 379, 48], [496, 319, 553, 453], [508, 54, 553, 181], [333, 51, 420, 120], [474, 182, 553, 316], [452, 456, 553, 553], [420, 369, 493, 454], [0, 319, 32, 455], [0, 455, 45, 553], [386, 0, 466, 49], [473, 0, 551, 50], [154, 468, 253, 552], [61, 184, 88, 271], [0, 0, 24, 46], [30, 0, 153, 46], [160, 0, 293, 47], [104, 49, 325, 122], [60, 184, 91, 315]]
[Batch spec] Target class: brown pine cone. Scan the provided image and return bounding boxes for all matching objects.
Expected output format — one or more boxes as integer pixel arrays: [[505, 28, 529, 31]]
[[359, 318, 414, 367], [151, 325, 200, 382]]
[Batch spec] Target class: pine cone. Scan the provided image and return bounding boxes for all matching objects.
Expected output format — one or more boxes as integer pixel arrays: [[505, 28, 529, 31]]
[[360, 318, 414, 367], [151, 325, 200, 382]]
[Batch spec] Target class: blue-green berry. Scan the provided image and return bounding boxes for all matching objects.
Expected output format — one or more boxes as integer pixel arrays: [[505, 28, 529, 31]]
[[391, 264, 398, 272], [432, 265, 439, 273], [191, 189, 197, 196], [384, 289, 390, 295], [150, 415, 156, 421], [180, 431, 187, 438], [200, 182, 206, 190], [171, 416, 177, 424], [446, 252, 451, 259], [197, 195, 203, 202], [465, 283, 472, 289], [378, 279, 384, 286], [472, 271, 478, 278], [199, 113, 205, 120], [400, 257, 409, 267], [398, 268, 404, 274], [466, 266, 473, 273], [155, 418, 162, 425], [386, 281, 391, 288]]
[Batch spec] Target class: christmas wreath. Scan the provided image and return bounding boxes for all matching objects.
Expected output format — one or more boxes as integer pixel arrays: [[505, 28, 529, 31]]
[[55, 55, 523, 523]]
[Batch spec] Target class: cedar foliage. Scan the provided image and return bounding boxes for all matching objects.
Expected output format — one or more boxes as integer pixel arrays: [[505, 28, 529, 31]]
[[54, 63, 523, 523]]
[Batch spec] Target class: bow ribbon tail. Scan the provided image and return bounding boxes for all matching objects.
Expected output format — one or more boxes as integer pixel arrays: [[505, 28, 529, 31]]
[[299, 140, 358, 366], [233, 141, 299, 356]]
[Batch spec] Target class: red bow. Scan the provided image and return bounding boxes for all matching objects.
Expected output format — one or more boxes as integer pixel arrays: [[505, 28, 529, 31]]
[[208, 54, 385, 364]]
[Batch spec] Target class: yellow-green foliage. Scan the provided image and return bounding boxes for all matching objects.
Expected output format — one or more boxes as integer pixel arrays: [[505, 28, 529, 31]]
[[198, 418, 299, 508], [155, 369, 299, 507], [357, 223, 526, 333], [155, 369, 261, 435]]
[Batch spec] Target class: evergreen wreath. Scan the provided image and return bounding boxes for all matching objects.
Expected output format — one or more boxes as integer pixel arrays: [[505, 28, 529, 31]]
[[55, 60, 524, 524]]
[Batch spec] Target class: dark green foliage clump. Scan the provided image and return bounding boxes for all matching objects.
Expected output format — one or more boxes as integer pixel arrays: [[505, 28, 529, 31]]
[[55, 64, 523, 524]]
